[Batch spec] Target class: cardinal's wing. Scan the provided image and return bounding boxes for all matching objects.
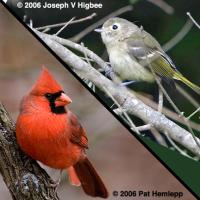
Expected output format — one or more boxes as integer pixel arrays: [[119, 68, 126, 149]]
[[67, 111, 88, 149]]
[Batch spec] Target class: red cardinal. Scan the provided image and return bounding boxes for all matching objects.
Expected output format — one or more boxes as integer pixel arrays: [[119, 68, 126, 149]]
[[16, 67, 108, 198]]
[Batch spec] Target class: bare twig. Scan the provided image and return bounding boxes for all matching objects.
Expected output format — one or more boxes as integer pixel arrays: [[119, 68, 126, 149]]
[[102, 86, 140, 135], [81, 42, 94, 67], [158, 86, 163, 113], [113, 108, 123, 115], [49, 34, 109, 70], [187, 107, 200, 120], [146, 0, 174, 15], [29, 19, 33, 28], [36, 13, 97, 31], [42, 28, 50, 33], [176, 84, 200, 108], [157, 76, 180, 113], [151, 127, 168, 147], [187, 12, 200, 29], [164, 131, 193, 159], [55, 17, 75, 36], [136, 124, 151, 131], [136, 123, 168, 147], [136, 93, 200, 131], [81, 42, 97, 91], [163, 19, 193, 52], [80, 56, 95, 62], [70, 5, 133, 42]]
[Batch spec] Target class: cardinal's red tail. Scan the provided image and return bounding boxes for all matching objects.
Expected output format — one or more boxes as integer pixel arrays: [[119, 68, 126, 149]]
[[73, 157, 108, 198]]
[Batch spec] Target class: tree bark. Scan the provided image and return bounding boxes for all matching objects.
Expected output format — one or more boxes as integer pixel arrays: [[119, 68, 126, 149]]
[[0, 102, 59, 200]]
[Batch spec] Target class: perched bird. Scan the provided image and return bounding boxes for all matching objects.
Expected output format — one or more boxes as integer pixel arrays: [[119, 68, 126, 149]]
[[16, 67, 108, 198], [95, 17, 200, 94]]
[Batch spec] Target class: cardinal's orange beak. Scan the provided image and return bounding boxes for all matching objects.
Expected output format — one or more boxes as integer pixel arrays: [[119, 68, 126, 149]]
[[55, 93, 72, 106]]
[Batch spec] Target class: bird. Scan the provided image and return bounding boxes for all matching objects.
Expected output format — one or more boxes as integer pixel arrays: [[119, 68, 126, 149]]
[[95, 17, 200, 94], [16, 67, 108, 198]]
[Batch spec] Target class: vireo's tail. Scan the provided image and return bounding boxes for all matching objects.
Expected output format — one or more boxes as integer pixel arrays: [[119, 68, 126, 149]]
[[174, 72, 200, 95]]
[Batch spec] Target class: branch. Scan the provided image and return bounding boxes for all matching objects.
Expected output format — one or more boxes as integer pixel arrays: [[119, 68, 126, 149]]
[[35, 30, 200, 157], [55, 17, 75, 36], [164, 131, 193, 159], [158, 86, 163, 113], [187, 107, 200, 120], [187, 12, 200, 29], [136, 124, 151, 131], [35, 13, 97, 31], [176, 84, 200, 108], [0, 102, 59, 200], [136, 93, 200, 131]]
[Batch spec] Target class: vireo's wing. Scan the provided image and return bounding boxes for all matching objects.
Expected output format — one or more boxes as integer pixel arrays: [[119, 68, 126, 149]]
[[126, 30, 179, 79]]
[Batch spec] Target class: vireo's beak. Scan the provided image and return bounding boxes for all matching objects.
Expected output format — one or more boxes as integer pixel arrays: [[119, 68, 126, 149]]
[[94, 28, 103, 33]]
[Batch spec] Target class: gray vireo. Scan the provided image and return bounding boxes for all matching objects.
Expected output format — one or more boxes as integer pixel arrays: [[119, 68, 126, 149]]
[[95, 17, 200, 94]]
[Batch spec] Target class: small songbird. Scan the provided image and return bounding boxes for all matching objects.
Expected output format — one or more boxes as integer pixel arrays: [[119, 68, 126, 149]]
[[16, 67, 108, 198], [95, 17, 200, 94]]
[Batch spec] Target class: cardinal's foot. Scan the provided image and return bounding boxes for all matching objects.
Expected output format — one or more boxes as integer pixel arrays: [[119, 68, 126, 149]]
[[49, 178, 61, 189], [49, 170, 63, 189]]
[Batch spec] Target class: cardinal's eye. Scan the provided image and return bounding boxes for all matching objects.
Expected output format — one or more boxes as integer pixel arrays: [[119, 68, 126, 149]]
[[45, 93, 52, 98], [112, 24, 118, 30]]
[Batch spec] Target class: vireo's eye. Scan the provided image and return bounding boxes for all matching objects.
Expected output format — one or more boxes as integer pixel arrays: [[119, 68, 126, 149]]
[[112, 24, 118, 30], [45, 93, 52, 98]]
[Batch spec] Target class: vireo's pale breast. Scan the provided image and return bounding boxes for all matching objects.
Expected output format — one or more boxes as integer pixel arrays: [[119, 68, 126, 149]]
[[107, 44, 154, 82]]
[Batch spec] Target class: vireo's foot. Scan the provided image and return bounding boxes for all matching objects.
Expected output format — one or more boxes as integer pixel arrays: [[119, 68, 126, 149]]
[[105, 67, 114, 78], [121, 80, 136, 86]]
